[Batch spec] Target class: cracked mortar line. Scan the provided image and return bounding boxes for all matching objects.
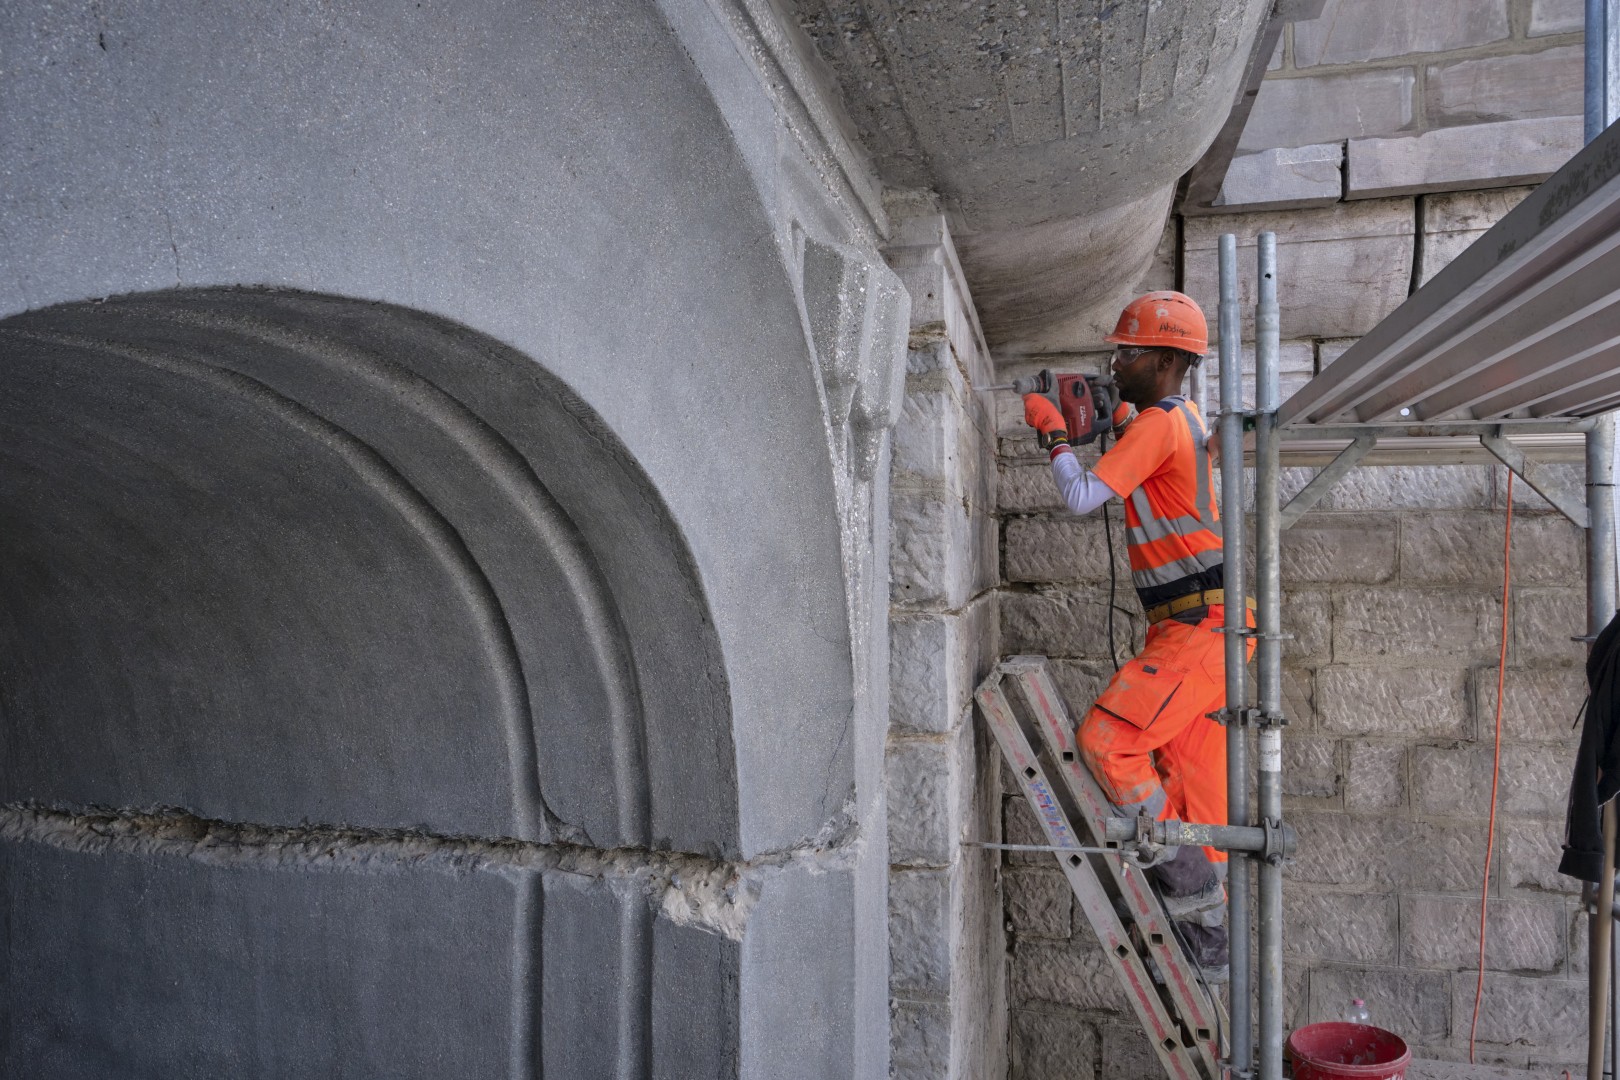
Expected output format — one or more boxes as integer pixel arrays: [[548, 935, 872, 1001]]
[[0, 801, 870, 943]]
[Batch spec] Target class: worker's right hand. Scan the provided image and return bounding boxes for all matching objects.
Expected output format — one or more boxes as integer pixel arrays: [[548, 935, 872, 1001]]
[[1023, 394, 1068, 450]]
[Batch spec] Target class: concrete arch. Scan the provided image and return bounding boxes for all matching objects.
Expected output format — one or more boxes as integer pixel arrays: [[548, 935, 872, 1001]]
[[2, 1, 886, 1076], [0, 287, 735, 851]]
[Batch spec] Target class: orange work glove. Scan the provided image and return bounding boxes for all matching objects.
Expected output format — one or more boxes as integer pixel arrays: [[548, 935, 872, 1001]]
[[1023, 393, 1068, 450], [1111, 400, 1135, 433]]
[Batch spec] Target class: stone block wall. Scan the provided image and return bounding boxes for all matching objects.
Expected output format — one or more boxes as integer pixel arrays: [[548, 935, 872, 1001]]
[[993, 180, 1595, 1075], [886, 203, 1009, 1080], [1219, 0, 1585, 210]]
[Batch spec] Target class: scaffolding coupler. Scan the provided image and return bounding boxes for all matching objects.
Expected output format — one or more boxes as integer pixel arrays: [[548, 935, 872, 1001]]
[[1209, 705, 1260, 727], [975, 655, 1227, 1080]]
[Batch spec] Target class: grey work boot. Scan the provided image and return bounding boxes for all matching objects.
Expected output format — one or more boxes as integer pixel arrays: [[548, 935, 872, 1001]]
[[1176, 922, 1230, 983]]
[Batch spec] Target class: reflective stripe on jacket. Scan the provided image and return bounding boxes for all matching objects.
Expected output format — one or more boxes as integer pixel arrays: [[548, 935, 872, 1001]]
[[1091, 396, 1224, 608]]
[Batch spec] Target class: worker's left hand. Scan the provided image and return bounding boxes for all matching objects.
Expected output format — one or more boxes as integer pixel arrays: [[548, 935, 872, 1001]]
[[1023, 394, 1068, 450], [1111, 400, 1134, 434]]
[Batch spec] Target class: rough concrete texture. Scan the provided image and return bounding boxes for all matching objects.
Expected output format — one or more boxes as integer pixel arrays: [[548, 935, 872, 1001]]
[[885, 210, 1007, 1080], [787, 0, 1271, 352], [0, 1, 911, 1075]]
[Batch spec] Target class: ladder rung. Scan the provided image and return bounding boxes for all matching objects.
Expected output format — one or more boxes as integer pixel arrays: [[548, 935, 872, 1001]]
[[976, 664, 1219, 1080]]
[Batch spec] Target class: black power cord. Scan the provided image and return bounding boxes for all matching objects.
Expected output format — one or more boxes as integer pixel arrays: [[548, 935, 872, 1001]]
[[1102, 492, 1120, 673]]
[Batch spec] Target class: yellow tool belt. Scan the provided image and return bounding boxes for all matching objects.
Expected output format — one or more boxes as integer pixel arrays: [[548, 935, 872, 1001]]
[[1143, 588, 1257, 626]]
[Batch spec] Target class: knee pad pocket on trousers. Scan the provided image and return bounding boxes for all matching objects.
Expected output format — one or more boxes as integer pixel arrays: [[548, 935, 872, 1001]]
[[1092, 657, 1187, 732]]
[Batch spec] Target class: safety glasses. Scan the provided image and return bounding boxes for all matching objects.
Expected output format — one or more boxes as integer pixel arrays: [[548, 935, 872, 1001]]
[[1112, 345, 1161, 366]]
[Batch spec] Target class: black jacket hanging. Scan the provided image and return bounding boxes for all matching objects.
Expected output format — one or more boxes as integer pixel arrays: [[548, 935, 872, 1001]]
[[1559, 608, 1620, 882]]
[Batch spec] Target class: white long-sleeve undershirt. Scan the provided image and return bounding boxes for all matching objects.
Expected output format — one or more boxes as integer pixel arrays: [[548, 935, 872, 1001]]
[[1050, 447, 1123, 515]]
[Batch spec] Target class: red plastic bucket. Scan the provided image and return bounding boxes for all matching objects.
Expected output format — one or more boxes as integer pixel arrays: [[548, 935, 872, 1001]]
[[1286, 1022, 1411, 1080]]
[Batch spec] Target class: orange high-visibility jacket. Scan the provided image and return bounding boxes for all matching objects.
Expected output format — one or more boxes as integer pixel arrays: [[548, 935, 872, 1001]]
[[1090, 396, 1223, 608]]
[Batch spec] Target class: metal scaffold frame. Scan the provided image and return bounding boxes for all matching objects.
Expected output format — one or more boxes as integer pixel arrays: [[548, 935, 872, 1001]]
[[978, 6, 1620, 1076], [1218, 3, 1620, 1075]]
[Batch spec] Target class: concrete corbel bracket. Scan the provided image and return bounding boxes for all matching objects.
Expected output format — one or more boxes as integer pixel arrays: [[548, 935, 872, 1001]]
[[800, 232, 912, 482]]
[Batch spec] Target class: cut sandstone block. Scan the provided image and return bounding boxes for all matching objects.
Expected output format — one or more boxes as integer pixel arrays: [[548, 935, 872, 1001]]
[[1328, 667, 1462, 735], [1308, 964, 1450, 1043], [1531, 0, 1583, 35], [1184, 200, 1415, 341], [1476, 667, 1586, 743], [1400, 509, 1580, 587], [1403, 895, 1565, 972], [1217, 143, 1343, 212], [1426, 46, 1583, 126], [1284, 733, 1338, 799], [1411, 742, 1572, 821], [1010, 936, 1130, 1012], [1288, 811, 1401, 888], [1280, 514, 1397, 584], [1406, 817, 1496, 893], [890, 613, 964, 735], [1012, 1005, 1098, 1080], [1003, 515, 1133, 586], [1003, 868, 1073, 939], [1502, 818, 1579, 896], [890, 999, 952, 1079], [998, 461, 1068, 514], [1333, 590, 1500, 665], [1291, 0, 1510, 67], [1285, 888, 1398, 963], [1344, 740, 1406, 809], [1418, 187, 1536, 286], [887, 734, 960, 865], [1513, 588, 1586, 666], [1239, 68, 1416, 152], [1100, 1022, 1160, 1080], [1346, 117, 1584, 200], [889, 866, 955, 996], [1453, 971, 1585, 1048], [1001, 587, 1145, 660]]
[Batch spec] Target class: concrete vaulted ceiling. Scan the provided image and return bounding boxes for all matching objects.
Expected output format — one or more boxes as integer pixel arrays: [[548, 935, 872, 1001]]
[[787, 0, 1272, 355]]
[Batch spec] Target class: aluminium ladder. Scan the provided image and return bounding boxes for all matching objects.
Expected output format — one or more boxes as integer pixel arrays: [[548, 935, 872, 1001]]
[[976, 655, 1225, 1080]]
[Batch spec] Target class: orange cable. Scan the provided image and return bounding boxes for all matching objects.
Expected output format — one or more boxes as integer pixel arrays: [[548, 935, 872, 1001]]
[[1470, 469, 1515, 1062]]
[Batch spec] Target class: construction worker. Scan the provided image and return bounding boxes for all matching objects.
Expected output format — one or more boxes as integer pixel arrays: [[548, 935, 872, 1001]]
[[1022, 290, 1252, 973]]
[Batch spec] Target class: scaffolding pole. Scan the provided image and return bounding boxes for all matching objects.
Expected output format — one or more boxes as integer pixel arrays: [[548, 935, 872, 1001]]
[[1587, 5, 1620, 1078], [1254, 233, 1287, 1080], [1217, 233, 1254, 1080]]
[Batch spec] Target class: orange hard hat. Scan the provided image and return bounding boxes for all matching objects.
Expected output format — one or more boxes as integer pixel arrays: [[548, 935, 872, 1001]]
[[1104, 291, 1209, 356]]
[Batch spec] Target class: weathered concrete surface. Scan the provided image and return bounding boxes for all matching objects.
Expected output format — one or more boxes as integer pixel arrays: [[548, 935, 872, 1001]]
[[787, 0, 1271, 351], [0, 1, 909, 1076]]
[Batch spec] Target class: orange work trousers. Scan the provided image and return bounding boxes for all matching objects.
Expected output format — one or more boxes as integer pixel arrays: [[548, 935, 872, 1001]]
[[1077, 605, 1254, 866]]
